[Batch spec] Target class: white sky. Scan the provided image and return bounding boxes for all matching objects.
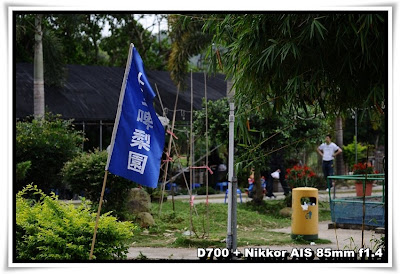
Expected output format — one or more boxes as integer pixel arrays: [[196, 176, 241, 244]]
[[101, 14, 168, 37]]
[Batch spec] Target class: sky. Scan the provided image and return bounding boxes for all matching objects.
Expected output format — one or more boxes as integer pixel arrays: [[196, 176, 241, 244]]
[[101, 14, 169, 37]]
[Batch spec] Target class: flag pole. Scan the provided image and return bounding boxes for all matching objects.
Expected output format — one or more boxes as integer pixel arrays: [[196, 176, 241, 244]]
[[91, 44, 134, 260], [89, 170, 109, 260], [105, 44, 134, 170]]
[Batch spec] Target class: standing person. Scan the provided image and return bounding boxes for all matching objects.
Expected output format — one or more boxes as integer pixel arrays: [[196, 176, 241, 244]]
[[208, 150, 221, 188], [265, 150, 291, 199], [317, 134, 342, 191]]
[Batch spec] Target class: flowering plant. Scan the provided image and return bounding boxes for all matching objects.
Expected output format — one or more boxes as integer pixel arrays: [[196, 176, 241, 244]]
[[285, 164, 317, 188], [352, 162, 378, 196], [352, 162, 378, 175]]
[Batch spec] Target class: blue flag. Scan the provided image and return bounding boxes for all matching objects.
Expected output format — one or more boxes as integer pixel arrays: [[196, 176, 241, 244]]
[[106, 44, 165, 188]]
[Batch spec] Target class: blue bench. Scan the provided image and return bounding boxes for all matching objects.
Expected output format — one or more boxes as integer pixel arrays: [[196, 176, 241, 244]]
[[165, 183, 177, 191], [216, 181, 228, 192], [224, 188, 243, 203]]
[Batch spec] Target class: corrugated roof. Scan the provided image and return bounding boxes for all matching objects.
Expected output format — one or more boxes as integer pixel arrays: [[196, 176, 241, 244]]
[[16, 63, 227, 121]]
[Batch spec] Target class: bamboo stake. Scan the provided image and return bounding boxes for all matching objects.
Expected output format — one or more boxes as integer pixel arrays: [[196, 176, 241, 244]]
[[171, 137, 199, 218], [190, 70, 194, 237], [159, 87, 180, 215], [155, 83, 176, 212], [154, 83, 166, 118], [361, 146, 369, 249], [204, 71, 210, 237], [162, 144, 222, 185], [89, 170, 109, 260]]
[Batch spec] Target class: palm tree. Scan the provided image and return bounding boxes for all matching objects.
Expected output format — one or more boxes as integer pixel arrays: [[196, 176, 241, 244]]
[[33, 14, 44, 119], [335, 116, 345, 175]]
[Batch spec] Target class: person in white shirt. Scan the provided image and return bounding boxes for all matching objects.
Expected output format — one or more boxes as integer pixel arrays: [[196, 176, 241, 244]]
[[317, 134, 342, 191]]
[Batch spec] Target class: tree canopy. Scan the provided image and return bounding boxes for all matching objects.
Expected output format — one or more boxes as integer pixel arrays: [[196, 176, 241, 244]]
[[15, 13, 171, 86], [207, 14, 386, 116], [167, 13, 386, 117]]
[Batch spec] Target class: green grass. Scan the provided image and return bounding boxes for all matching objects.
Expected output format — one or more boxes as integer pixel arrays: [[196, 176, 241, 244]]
[[131, 199, 333, 248]]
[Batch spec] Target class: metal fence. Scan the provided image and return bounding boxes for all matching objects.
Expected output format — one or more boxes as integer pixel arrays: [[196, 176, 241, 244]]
[[327, 174, 385, 227]]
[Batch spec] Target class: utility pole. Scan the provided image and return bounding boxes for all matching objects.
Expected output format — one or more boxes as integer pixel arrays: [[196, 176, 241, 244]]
[[226, 101, 237, 256], [355, 109, 358, 164]]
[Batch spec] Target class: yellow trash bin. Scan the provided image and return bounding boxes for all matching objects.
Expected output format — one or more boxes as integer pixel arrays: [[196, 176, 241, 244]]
[[291, 187, 318, 240]]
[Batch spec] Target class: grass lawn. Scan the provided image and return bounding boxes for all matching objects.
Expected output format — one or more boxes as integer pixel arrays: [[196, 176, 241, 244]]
[[131, 199, 332, 248]]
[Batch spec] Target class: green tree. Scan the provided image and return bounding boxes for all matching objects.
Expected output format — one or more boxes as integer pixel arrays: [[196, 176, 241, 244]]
[[192, 97, 329, 202], [16, 14, 66, 87], [234, 105, 329, 203], [101, 14, 170, 69], [167, 13, 386, 202], [15, 114, 84, 193], [206, 14, 386, 115], [193, 98, 230, 148], [33, 14, 44, 118], [16, 13, 169, 69], [167, 14, 214, 89]]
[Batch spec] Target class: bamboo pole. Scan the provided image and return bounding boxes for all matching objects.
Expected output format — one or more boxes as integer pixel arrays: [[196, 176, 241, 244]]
[[171, 137, 199, 218], [361, 146, 369, 249], [159, 87, 180, 215], [162, 144, 222, 185], [154, 83, 166, 118], [190, 70, 194, 237], [89, 170, 109, 260], [204, 71, 210, 236]]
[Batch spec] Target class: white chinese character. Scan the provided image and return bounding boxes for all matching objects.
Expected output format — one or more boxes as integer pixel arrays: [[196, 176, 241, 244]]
[[137, 109, 153, 130], [130, 129, 151, 151], [138, 72, 144, 86], [141, 97, 148, 106], [138, 72, 148, 106], [127, 151, 148, 174]]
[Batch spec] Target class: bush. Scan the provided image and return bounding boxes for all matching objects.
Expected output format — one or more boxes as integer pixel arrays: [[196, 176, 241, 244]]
[[62, 150, 137, 220], [194, 186, 217, 195], [16, 114, 84, 193], [342, 137, 369, 170], [16, 161, 31, 181], [16, 184, 135, 260]]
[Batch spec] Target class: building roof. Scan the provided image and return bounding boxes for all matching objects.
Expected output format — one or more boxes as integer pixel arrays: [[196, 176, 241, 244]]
[[15, 63, 227, 121]]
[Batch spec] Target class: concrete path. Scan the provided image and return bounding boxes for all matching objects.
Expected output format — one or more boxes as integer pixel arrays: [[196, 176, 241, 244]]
[[167, 186, 384, 204]]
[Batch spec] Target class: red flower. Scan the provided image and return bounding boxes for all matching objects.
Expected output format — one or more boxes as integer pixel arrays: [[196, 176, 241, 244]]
[[352, 162, 376, 175]]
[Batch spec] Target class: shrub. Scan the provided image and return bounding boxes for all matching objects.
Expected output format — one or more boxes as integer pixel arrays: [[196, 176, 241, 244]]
[[342, 137, 369, 170], [62, 150, 137, 220], [16, 184, 135, 260], [15, 114, 84, 193], [194, 186, 216, 195], [16, 161, 31, 181]]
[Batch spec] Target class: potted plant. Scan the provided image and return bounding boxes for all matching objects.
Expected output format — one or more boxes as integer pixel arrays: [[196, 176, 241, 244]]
[[352, 162, 377, 196]]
